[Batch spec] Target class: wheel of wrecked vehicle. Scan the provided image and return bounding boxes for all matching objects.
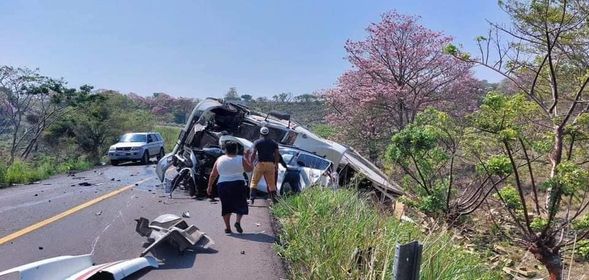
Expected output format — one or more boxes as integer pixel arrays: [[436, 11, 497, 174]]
[[157, 148, 164, 161], [280, 182, 294, 196], [111, 160, 119, 166], [141, 151, 150, 165]]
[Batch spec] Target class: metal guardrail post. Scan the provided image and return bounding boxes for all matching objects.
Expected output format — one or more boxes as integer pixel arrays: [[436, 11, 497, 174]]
[[393, 240, 423, 280]]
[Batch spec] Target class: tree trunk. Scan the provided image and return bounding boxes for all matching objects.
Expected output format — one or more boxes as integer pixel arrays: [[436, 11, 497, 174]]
[[531, 243, 562, 280], [546, 126, 564, 209]]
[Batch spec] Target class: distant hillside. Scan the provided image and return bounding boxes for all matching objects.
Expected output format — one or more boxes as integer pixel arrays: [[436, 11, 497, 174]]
[[244, 100, 328, 128]]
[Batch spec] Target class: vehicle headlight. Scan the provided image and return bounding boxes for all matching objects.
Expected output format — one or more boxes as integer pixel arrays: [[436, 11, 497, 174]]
[[131, 147, 142, 150]]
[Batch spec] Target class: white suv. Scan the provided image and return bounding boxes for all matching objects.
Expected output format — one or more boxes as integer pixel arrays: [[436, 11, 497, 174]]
[[108, 132, 165, 165]]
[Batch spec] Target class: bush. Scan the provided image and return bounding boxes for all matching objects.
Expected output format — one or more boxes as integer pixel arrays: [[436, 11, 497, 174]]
[[272, 188, 499, 280]]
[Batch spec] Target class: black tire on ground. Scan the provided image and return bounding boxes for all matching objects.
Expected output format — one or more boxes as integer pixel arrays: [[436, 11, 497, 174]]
[[142, 151, 150, 165], [111, 160, 120, 166], [280, 182, 293, 196], [157, 148, 164, 161]]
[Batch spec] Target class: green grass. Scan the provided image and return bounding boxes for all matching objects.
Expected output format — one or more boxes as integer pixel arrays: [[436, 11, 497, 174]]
[[272, 188, 500, 280], [0, 156, 93, 188], [154, 125, 182, 153]]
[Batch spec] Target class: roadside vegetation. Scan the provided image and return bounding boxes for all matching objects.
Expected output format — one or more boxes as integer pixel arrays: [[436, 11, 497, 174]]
[[272, 188, 500, 280], [154, 126, 182, 153]]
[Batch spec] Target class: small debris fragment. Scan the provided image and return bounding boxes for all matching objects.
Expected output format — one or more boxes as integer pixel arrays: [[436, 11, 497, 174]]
[[34, 194, 38, 197], [38, 247, 44, 250], [111, 178, 115, 181], [78, 182, 92, 186], [158, 200, 162, 203], [182, 211, 191, 218], [255, 223, 261, 227], [48, 200, 51, 203], [71, 184, 76, 187], [135, 183, 139, 186], [96, 211, 103, 216], [116, 179, 121, 182], [98, 172, 103, 175], [240, 250, 245, 255]]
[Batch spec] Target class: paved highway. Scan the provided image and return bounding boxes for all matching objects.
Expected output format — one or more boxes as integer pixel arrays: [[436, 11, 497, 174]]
[[0, 162, 285, 279]]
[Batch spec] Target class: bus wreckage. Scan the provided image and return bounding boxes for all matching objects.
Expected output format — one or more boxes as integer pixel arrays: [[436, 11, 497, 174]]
[[156, 98, 402, 199]]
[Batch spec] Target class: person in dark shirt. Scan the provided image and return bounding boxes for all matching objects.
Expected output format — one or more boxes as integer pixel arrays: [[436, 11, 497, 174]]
[[249, 126, 279, 203]]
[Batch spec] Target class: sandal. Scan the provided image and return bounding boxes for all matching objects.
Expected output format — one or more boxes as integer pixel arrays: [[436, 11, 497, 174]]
[[234, 222, 243, 234], [225, 228, 232, 234]]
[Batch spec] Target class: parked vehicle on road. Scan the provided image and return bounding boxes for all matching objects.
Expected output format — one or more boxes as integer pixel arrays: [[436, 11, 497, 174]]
[[108, 132, 165, 166]]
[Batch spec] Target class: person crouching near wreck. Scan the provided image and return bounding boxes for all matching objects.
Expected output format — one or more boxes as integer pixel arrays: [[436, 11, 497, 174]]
[[249, 126, 280, 204], [207, 141, 253, 234]]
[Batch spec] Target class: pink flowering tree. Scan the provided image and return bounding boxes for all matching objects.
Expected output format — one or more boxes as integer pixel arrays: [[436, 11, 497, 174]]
[[325, 11, 477, 161]]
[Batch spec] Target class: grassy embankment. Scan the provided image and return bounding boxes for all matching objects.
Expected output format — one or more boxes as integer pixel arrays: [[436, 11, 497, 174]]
[[272, 188, 500, 280], [154, 125, 182, 152], [0, 156, 93, 188]]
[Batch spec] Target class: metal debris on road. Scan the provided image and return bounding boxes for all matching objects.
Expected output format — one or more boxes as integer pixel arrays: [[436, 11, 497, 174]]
[[0, 254, 158, 280], [96, 210, 103, 216], [135, 214, 215, 257], [241, 251, 246, 255], [182, 211, 190, 218], [78, 182, 92, 186]]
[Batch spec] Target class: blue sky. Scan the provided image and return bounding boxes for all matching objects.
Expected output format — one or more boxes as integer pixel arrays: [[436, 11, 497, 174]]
[[0, 1, 507, 98]]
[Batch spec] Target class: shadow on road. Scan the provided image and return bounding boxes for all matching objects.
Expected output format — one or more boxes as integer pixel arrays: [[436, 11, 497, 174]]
[[230, 232, 275, 244]]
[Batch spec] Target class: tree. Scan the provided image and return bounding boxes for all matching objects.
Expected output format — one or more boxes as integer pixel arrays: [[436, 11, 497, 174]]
[[0, 66, 90, 163], [47, 91, 154, 161], [224, 87, 240, 101], [325, 11, 477, 161], [386, 109, 507, 222], [445, 1, 589, 278], [294, 94, 317, 103], [240, 94, 253, 103]]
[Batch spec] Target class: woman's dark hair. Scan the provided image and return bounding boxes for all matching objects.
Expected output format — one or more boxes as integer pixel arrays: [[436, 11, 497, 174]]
[[224, 141, 239, 155]]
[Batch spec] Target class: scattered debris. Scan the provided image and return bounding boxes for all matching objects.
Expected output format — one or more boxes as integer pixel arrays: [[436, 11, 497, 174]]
[[493, 245, 509, 255], [34, 194, 38, 197], [135, 214, 214, 256], [182, 211, 190, 218], [111, 178, 115, 181], [240, 250, 246, 255], [96, 211, 103, 216], [135, 183, 139, 186], [255, 223, 261, 227], [502, 267, 537, 278], [98, 172, 103, 175], [0, 254, 158, 280], [48, 200, 51, 203], [116, 179, 121, 182], [78, 182, 92, 187], [38, 247, 43, 250]]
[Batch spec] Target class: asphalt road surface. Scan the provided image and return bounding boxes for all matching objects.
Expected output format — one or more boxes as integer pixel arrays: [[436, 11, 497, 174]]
[[0, 162, 286, 280]]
